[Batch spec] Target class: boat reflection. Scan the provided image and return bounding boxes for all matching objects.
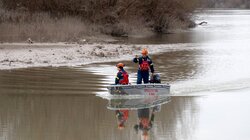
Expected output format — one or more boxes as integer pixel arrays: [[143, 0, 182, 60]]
[[134, 106, 160, 139], [107, 95, 170, 110], [115, 109, 129, 130], [104, 95, 171, 139]]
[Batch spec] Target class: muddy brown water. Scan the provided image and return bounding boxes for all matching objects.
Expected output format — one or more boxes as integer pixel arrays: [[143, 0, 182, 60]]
[[1, 10, 250, 140]]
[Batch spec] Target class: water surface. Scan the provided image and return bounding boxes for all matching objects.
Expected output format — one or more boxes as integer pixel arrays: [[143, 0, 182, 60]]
[[1, 10, 250, 140]]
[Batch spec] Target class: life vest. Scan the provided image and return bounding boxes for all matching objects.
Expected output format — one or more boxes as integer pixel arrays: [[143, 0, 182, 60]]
[[116, 110, 129, 128], [140, 59, 150, 71], [119, 70, 129, 85], [120, 110, 129, 120]]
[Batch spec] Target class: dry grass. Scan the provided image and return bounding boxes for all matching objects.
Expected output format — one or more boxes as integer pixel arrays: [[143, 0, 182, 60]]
[[0, 0, 199, 42], [0, 10, 101, 42], [0, 9, 153, 42]]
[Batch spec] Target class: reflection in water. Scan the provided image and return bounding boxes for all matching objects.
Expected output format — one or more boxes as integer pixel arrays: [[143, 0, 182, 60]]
[[105, 95, 171, 140], [0, 67, 104, 94], [151, 49, 202, 82], [0, 94, 111, 140], [107, 96, 170, 110], [0, 93, 200, 140], [106, 95, 199, 140], [133, 106, 161, 140], [116, 31, 206, 44], [1, 10, 250, 140], [115, 110, 129, 129], [1, 90, 250, 140]]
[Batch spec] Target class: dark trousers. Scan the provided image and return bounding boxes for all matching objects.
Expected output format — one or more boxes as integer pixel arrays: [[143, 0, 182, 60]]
[[137, 70, 149, 84]]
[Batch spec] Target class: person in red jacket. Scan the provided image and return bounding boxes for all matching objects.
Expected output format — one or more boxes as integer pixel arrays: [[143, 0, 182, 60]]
[[115, 63, 129, 85], [114, 63, 130, 129], [115, 110, 129, 130], [134, 106, 160, 139], [133, 49, 154, 84]]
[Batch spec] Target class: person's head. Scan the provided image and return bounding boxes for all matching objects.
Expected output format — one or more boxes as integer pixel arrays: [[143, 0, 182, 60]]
[[142, 130, 149, 140], [117, 121, 125, 130], [116, 63, 125, 70], [141, 49, 148, 57]]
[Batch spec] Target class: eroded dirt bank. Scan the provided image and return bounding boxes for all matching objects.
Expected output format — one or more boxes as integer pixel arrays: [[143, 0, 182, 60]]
[[0, 43, 194, 70]]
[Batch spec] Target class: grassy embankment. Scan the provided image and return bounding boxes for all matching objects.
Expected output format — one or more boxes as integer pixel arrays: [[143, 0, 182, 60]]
[[0, 0, 199, 42]]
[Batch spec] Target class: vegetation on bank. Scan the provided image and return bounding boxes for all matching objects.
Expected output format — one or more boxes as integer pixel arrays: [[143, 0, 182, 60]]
[[0, 0, 199, 42]]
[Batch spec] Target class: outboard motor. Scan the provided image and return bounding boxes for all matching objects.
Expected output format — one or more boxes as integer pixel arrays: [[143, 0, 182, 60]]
[[150, 74, 161, 83]]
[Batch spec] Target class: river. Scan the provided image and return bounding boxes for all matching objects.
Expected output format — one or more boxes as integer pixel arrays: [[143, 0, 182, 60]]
[[0, 10, 250, 140]]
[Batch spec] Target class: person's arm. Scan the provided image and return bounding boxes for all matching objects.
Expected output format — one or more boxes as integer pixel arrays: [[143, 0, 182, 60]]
[[115, 72, 122, 84], [148, 57, 155, 73], [149, 111, 155, 128], [150, 113, 155, 122]]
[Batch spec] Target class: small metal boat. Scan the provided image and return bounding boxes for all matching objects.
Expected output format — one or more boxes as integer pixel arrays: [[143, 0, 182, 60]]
[[107, 83, 170, 96]]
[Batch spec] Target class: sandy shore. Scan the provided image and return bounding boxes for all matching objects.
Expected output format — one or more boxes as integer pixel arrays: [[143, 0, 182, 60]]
[[0, 42, 194, 70]]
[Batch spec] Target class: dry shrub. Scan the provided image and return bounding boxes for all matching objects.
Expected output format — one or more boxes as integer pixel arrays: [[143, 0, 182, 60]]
[[0, 0, 199, 42]]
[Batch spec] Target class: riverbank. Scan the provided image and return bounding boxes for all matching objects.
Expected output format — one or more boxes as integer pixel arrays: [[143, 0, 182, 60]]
[[0, 0, 198, 42], [0, 42, 194, 70]]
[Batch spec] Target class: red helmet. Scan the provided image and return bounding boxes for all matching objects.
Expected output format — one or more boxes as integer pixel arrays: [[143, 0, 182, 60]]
[[141, 49, 148, 55], [116, 63, 125, 68]]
